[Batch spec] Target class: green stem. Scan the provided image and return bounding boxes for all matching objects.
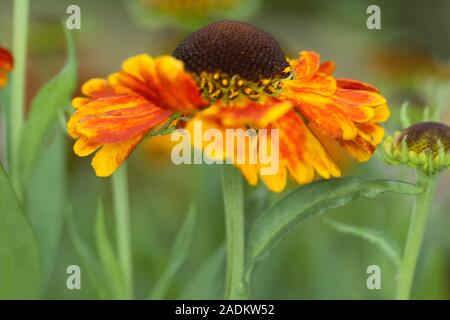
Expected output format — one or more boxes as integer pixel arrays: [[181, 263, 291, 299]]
[[10, 0, 29, 195], [221, 165, 247, 299], [395, 170, 439, 299], [112, 164, 133, 299]]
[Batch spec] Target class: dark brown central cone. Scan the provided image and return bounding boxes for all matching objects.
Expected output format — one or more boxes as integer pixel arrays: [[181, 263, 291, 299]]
[[173, 20, 289, 82]]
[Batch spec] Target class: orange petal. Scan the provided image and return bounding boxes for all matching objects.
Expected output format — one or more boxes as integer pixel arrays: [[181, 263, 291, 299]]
[[291, 93, 359, 140], [372, 103, 390, 123], [356, 123, 385, 145], [81, 78, 116, 98], [73, 137, 101, 157], [92, 134, 145, 177], [318, 61, 336, 75], [333, 88, 386, 109], [276, 111, 340, 183], [108, 54, 208, 113], [260, 163, 288, 193], [338, 136, 376, 162], [201, 99, 293, 128], [290, 51, 321, 76], [336, 78, 379, 93], [73, 96, 171, 144], [286, 73, 336, 95]]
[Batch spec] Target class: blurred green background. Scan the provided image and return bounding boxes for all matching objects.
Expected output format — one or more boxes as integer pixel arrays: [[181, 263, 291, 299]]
[[0, 0, 449, 299]]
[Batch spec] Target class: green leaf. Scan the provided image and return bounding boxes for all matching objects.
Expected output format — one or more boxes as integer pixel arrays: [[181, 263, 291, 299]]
[[180, 244, 225, 299], [245, 177, 422, 280], [95, 200, 127, 299], [149, 204, 197, 300], [66, 209, 109, 299], [27, 128, 67, 288], [0, 163, 41, 299], [18, 26, 77, 182], [322, 217, 401, 267]]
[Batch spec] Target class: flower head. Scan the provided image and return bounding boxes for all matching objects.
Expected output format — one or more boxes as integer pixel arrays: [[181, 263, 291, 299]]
[[68, 20, 389, 191], [0, 47, 13, 87], [380, 122, 450, 175]]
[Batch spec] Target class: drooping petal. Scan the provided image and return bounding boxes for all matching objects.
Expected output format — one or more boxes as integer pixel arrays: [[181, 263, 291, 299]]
[[290, 93, 359, 140], [338, 136, 376, 162], [275, 111, 340, 184], [91, 133, 146, 177], [73, 137, 101, 157]]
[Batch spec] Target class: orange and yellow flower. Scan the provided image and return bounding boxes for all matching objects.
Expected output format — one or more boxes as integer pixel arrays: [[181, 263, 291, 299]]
[[68, 20, 389, 192], [0, 47, 13, 87]]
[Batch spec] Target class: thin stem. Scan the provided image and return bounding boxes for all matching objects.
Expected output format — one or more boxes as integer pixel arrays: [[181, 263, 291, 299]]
[[395, 170, 439, 299], [10, 0, 29, 195], [112, 164, 133, 299], [221, 165, 247, 299]]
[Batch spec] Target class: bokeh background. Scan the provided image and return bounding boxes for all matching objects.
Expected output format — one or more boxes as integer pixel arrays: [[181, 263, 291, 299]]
[[0, 0, 449, 299]]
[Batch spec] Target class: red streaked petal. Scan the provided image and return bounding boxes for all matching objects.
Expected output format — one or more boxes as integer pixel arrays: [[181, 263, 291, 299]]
[[333, 88, 386, 109], [109, 54, 208, 112], [338, 136, 376, 162], [201, 99, 293, 128], [336, 78, 380, 93], [73, 98, 171, 144], [275, 111, 340, 184], [286, 73, 336, 95], [290, 93, 359, 140]]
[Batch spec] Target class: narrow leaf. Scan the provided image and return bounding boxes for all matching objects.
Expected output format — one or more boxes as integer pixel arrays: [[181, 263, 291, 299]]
[[180, 244, 225, 300], [66, 209, 108, 299], [322, 217, 401, 267], [18, 26, 77, 181], [95, 200, 127, 299], [149, 204, 197, 299], [27, 128, 67, 288], [0, 163, 41, 299], [246, 177, 422, 278]]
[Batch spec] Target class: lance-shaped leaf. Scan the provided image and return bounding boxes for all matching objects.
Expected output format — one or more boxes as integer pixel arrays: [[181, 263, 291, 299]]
[[0, 163, 41, 299], [149, 204, 197, 300], [322, 217, 402, 267], [245, 177, 422, 281], [18, 27, 77, 182]]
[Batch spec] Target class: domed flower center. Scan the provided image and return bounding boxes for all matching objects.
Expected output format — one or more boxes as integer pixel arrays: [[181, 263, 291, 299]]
[[397, 122, 450, 156], [173, 20, 291, 101]]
